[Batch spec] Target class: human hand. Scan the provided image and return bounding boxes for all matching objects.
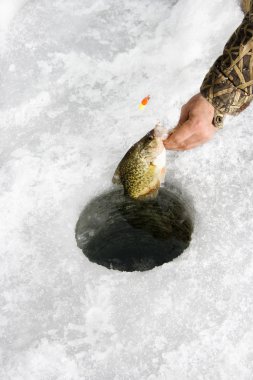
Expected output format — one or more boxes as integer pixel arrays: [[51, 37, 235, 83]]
[[163, 93, 217, 150]]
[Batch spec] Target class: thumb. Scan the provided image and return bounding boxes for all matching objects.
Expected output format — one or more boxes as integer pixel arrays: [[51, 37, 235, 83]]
[[163, 119, 195, 150]]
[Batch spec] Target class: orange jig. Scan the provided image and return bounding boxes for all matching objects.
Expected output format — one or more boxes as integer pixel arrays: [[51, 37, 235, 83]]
[[138, 95, 150, 110]]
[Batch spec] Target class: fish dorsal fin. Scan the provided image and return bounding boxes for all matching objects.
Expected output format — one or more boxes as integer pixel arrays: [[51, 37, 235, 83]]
[[112, 165, 121, 185]]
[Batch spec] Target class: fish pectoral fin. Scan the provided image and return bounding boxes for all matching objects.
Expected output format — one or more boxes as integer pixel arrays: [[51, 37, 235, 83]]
[[153, 178, 160, 191], [112, 165, 121, 185], [150, 161, 166, 183], [148, 162, 156, 174]]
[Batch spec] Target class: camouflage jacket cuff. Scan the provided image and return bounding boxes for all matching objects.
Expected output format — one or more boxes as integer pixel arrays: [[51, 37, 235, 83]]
[[200, 9, 253, 125], [200, 64, 252, 115], [241, 0, 253, 14]]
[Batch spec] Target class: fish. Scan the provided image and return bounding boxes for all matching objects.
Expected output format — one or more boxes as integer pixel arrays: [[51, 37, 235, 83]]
[[112, 124, 169, 200]]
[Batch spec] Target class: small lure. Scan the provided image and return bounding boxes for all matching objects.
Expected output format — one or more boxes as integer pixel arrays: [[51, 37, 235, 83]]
[[138, 95, 150, 110]]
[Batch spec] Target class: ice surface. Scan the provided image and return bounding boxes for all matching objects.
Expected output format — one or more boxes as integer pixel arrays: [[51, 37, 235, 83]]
[[1, 0, 253, 379], [0, 0, 29, 49]]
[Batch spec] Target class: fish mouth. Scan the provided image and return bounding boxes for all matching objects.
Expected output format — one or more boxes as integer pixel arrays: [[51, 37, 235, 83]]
[[154, 124, 169, 140], [154, 138, 166, 155]]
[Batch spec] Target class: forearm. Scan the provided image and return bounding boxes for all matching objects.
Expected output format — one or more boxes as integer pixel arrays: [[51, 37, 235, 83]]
[[200, 5, 253, 127]]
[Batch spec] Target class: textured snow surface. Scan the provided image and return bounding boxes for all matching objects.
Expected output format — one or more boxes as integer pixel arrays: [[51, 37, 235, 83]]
[[1, 0, 253, 379]]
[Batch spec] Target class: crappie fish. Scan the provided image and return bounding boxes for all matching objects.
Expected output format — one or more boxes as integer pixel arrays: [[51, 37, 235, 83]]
[[112, 124, 169, 200]]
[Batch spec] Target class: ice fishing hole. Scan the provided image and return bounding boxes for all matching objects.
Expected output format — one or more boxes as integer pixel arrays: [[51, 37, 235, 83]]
[[75, 187, 194, 272]]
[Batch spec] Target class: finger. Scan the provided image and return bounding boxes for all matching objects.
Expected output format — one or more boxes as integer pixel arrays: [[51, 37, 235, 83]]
[[183, 132, 212, 146], [168, 137, 211, 151], [163, 120, 194, 149], [168, 143, 204, 151], [177, 104, 189, 126], [182, 139, 210, 150]]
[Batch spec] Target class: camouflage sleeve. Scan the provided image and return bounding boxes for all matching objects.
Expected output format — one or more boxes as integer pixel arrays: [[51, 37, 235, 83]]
[[200, 2, 253, 128]]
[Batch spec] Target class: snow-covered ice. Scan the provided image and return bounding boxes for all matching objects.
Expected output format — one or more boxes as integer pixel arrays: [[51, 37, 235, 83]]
[[1, 0, 253, 379]]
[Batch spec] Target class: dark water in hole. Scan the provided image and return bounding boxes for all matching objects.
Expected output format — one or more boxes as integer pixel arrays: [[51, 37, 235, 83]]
[[75, 187, 193, 272]]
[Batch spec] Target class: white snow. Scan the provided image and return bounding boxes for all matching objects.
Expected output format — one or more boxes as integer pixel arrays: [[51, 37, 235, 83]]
[[0, 0, 27, 29], [1, 0, 253, 379]]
